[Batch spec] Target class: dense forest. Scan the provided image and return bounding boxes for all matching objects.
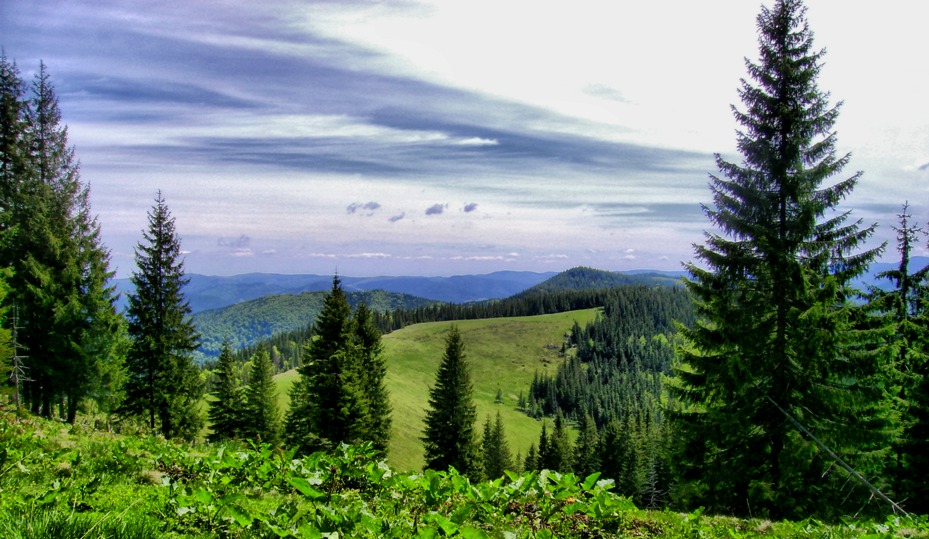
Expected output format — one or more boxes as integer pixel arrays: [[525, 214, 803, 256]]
[[4, 0, 929, 535]]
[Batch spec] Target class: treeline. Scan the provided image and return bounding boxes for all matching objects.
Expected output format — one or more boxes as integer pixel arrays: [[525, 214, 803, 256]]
[[229, 286, 661, 376], [514, 285, 693, 507]]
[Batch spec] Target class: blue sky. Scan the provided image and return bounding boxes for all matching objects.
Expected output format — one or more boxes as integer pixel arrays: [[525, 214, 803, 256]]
[[2, 1, 928, 277]]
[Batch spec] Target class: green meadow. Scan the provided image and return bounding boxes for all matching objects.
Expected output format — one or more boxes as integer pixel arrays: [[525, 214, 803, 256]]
[[275, 308, 601, 471]]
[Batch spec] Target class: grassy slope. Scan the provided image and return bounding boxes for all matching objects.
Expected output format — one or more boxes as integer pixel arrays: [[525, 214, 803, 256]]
[[275, 308, 601, 471]]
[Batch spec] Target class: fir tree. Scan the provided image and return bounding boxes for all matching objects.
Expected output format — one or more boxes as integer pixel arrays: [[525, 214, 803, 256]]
[[242, 349, 280, 446], [351, 301, 391, 453], [870, 203, 929, 512], [671, 0, 887, 518], [0, 58, 120, 422], [481, 412, 513, 480], [208, 341, 245, 442], [546, 412, 573, 473], [285, 275, 363, 453], [572, 412, 600, 479], [120, 192, 203, 440], [422, 325, 478, 476]]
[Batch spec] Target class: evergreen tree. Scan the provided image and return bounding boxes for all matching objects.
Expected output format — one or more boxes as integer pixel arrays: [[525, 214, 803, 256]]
[[285, 275, 364, 453], [422, 326, 478, 476], [351, 301, 391, 453], [481, 412, 513, 480], [545, 412, 573, 473], [572, 412, 600, 479], [242, 349, 280, 446], [870, 203, 929, 512], [208, 341, 245, 442], [0, 58, 120, 422], [671, 0, 887, 518], [0, 269, 13, 402], [120, 192, 202, 440]]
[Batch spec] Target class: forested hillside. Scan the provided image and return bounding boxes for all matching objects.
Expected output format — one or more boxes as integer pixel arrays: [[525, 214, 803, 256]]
[[193, 289, 436, 362]]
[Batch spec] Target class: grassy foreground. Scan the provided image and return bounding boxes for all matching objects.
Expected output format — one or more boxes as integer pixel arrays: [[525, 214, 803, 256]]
[[276, 309, 602, 471], [2, 407, 923, 538]]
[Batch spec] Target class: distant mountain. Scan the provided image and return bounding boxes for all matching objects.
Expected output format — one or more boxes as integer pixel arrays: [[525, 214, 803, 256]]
[[112, 270, 557, 314], [192, 289, 437, 361], [516, 266, 684, 297], [853, 256, 929, 292]]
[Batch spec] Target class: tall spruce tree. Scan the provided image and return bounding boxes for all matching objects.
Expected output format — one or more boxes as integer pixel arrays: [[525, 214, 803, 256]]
[[208, 341, 245, 442], [121, 192, 203, 440], [285, 275, 364, 453], [0, 58, 120, 421], [242, 349, 280, 446], [671, 0, 887, 518], [422, 325, 478, 476]]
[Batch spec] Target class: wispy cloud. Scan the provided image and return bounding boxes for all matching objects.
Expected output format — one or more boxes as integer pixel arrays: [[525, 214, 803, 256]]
[[347, 201, 381, 214]]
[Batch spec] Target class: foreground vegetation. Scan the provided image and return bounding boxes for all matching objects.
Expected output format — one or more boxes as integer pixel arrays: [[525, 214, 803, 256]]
[[2, 408, 924, 539]]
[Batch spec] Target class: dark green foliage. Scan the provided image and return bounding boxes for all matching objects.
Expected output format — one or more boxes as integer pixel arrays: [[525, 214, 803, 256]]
[[120, 192, 203, 440], [350, 301, 391, 453], [868, 203, 929, 513], [207, 342, 245, 442], [572, 412, 600, 479], [286, 275, 361, 454], [524, 285, 689, 505], [671, 0, 887, 519], [0, 57, 120, 423], [480, 412, 512, 480], [241, 349, 280, 446], [422, 325, 478, 476], [284, 276, 392, 455], [539, 412, 572, 473]]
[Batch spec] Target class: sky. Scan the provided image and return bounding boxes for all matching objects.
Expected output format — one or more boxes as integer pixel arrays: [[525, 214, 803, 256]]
[[2, 1, 928, 277]]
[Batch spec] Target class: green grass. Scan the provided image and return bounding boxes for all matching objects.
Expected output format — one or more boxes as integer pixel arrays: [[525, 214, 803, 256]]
[[275, 308, 601, 471]]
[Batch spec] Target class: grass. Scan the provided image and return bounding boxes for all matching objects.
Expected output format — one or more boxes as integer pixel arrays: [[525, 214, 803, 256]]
[[274, 308, 601, 471]]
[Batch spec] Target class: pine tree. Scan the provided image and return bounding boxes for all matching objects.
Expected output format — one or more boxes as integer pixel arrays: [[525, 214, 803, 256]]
[[120, 192, 203, 440], [285, 275, 364, 453], [351, 301, 391, 453], [242, 349, 280, 446], [208, 341, 245, 442], [422, 325, 478, 476], [481, 412, 513, 480], [671, 0, 886, 518]]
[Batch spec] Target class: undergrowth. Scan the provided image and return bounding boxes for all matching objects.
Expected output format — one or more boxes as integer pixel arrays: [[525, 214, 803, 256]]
[[1, 407, 925, 538]]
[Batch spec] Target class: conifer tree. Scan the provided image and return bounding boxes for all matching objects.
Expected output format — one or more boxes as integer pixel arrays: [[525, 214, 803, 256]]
[[869, 203, 929, 511], [242, 349, 280, 446], [0, 58, 120, 421], [546, 412, 573, 472], [481, 412, 513, 480], [286, 275, 364, 453], [121, 192, 202, 440], [422, 326, 478, 476], [671, 0, 887, 518], [351, 301, 391, 453], [572, 412, 600, 479], [208, 341, 245, 442]]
